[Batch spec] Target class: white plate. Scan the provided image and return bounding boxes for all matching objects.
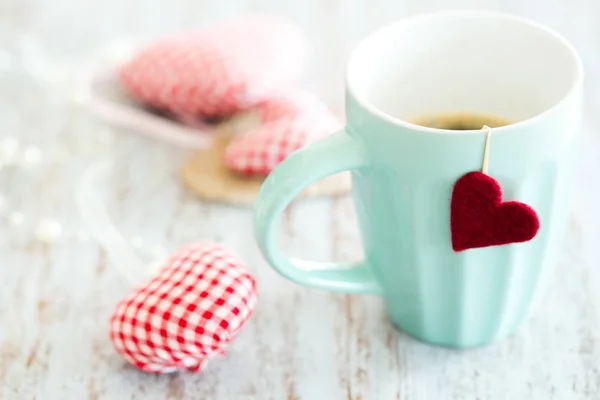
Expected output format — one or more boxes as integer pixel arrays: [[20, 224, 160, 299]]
[[73, 38, 214, 149]]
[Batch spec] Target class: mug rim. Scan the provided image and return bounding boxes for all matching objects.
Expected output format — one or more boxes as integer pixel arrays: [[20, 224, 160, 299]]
[[345, 10, 584, 135]]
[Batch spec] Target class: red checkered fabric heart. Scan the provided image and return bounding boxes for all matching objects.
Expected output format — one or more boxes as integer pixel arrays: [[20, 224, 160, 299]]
[[118, 14, 310, 120], [109, 241, 257, 374], [256, 90, 332, 124], [224, 91, 341, 176]]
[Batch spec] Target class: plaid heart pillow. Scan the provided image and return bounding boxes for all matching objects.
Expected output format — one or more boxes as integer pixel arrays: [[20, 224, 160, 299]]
[[109, 241, 257, 373], [224, 90, 341, 176], [118, 14, 310, 120], [256, 90, 333, 124]]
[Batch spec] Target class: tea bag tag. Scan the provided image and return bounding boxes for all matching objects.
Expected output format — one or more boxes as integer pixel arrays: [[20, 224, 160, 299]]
[[448, 124, 540, 252]]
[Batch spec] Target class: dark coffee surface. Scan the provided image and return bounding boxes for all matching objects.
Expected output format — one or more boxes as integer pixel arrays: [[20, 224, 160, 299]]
[[409, 112, 512, 130]]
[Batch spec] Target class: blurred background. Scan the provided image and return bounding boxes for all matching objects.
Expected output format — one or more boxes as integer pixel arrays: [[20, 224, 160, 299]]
[[1, 0, 599, 399], [2, 0, 599, 113]]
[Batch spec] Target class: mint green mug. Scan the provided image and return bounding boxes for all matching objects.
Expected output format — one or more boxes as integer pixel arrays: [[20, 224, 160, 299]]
[[253, 11, 583, 348]]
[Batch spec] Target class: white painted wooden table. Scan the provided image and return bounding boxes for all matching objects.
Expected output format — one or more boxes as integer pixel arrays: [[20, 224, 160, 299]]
[[2, 0, 600, 399]]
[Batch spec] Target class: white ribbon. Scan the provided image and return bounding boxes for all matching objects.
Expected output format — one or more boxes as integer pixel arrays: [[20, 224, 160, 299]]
[[75, 156, 169, 286]]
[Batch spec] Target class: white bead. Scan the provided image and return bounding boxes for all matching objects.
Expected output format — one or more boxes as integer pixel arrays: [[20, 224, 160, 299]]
[[20, 146, 43, 166], [8, 212, 24, 226], [34, 218, 62, 243]]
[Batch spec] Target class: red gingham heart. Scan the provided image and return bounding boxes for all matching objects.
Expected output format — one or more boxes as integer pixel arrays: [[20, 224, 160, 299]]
[[224, 91, 341, 176], [255, 90, 332, 124], [118, 14, 310, 121], [109, 241, 257, 374]]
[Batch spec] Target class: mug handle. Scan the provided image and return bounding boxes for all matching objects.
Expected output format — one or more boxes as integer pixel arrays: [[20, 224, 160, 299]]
[[254, 129, 381, 295]]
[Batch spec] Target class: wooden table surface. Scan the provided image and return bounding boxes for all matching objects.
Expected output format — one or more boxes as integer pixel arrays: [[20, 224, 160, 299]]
[[2, 0, 600, 399]]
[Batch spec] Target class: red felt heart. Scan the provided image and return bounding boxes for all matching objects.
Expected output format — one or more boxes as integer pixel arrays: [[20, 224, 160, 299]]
[[450, 171, 540, 252]]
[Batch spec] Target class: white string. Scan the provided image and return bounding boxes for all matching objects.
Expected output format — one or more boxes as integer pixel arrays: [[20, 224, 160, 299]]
[[481, 125, 492, 175], [75, 157, 166, 286]]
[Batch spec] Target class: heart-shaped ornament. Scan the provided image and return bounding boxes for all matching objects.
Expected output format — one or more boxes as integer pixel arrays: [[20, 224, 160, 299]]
[[224, 91, 341, 176], [450, 171, 540, 252], [255, 90, 333, 124], [109, 241, 257, 373], [118, 14, 310, 120]]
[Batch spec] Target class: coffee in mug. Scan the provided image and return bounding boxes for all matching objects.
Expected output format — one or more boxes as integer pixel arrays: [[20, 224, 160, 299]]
[[409, 112, 512, 130]]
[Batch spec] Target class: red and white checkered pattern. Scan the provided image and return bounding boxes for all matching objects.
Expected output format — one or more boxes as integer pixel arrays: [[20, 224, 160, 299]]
[[118, 14, 310, 120], [224, 91, 341, 176], [256, 90, 332, 124], [109, 241, 257, 374]]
